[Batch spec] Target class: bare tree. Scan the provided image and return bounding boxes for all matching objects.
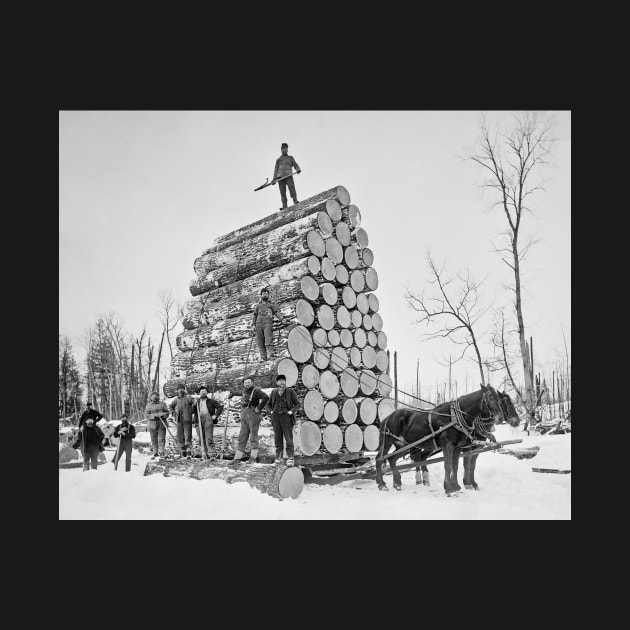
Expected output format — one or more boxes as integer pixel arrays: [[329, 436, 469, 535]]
[[490, 308, 524, 403], [466, 111, 555, 414], [158, 290, 183, 363], [406, 252, 490, 385]]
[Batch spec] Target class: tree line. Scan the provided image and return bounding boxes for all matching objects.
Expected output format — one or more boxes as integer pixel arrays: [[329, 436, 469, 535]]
[[59, 291, 183, 424]]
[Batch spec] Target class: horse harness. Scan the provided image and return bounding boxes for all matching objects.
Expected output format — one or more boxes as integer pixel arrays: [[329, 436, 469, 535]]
[[378, 390, 497, 462]]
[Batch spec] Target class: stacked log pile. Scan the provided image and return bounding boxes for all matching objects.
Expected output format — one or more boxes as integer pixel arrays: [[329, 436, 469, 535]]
[[164, 185, 394, 461]]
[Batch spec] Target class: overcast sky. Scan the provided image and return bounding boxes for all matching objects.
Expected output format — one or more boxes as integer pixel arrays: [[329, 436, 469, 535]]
[[59, 110, 570, 400]]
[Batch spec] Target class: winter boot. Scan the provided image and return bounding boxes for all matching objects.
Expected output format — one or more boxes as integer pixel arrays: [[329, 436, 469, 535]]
[[249, 449, 259, 464], [229, 450, 244, 465], [274, 450, 282, 464], [266, 345, 275, 360], [286, 457, 294, 467]]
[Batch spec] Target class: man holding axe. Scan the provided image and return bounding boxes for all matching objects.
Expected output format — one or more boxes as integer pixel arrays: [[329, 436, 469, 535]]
[[273, 142, 301, 209], [113, 413, 136, 471]]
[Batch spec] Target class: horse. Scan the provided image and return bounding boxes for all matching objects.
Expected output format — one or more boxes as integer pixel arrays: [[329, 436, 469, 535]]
[[374, 385, 517, 495], [411, 389, 521, 492]]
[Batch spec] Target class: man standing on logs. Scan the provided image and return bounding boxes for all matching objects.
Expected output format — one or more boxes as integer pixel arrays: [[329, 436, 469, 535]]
[[252, 288, 287, 361], [194, 385, 224, 460], [273, 142, 301, 210], [230, 376, 269, 465], [169, 384, 198, 458], [266, 374, 299, 466], [144, 391, 170, 459]]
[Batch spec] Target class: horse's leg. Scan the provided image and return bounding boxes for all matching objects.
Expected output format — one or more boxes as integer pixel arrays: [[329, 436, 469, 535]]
[[451, 447, 462, 492], [463, 451, 474, 489], [391, 453, 403, 491], [468, 453, 480, 490], [442, 442, 456, 495], [415, 452, 431, 486], [375, 439, 389, 491]]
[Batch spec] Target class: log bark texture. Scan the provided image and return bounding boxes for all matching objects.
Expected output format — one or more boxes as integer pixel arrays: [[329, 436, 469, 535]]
[[143, 458, 304, 500]]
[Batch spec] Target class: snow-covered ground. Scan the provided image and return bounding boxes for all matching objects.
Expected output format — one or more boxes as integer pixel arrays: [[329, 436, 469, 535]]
[[59, 424, 570, 520]]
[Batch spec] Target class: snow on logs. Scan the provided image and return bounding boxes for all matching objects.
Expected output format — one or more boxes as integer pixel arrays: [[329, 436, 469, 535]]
[[165, 185, 394, 458]]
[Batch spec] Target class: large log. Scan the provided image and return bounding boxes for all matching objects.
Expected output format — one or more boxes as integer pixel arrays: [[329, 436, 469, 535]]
[[317, 304, 335, 330], [164, 359, 286, 397], [335, 222, 351, 246], [321, 257, 336, 281], [340, 328, 354, 348], [371, 312, 384, 332], [367, 293, 379, 313], [327, 329, 340, 346], [307, 255, 321, 275], [335, 264, 349, 285], [358, 369, 378, 395], [350, 309, 363, 328], [323, 400, 340, 424], [343, 424, 364, 453], [336, 305, 351, 328], [322, 424, 343, 453], [344, 245, 359, 269], [356, 396, 377, 424], [177, 300, 298, 351], [143, 458, 304, 500], [349, 347, 362, 368], [312, 328, 328, 348], [303, 390, 324, 421], [354, 328, 367, 348], [329, 346, 349, 373], [342, 286, 357, 309], [313, 347, 330, 369], [375, 373, 393, 397], [343, 204, 361, 228], [377, 331, 388, 350], [375, 349, 389, 371], [325, 199, 343, 222], [203, 186, 350, 253], [325, 237, 344, 264], [363, 425, 380, 451], [317, 211, 333, 236], [171, 329, 291, 373], [321, 282, 338, 306], [368, 331, 378, 347], [342, 398, 358, 423], [363, 314, 373, 330], [287, 325, 314, 363], [277, 358, 299, 386], [350, 269, 366, 293], [319, 370, 340, 398], [191, 218, 328, 292], [352, 227, 369, 248], [361, 346, 377, 369], [300, 364, 320, 389], [340, 367, 359, 397], [296, 420, 323, 455], [183, 258, 313, 329], [356, 293, 369, 314]]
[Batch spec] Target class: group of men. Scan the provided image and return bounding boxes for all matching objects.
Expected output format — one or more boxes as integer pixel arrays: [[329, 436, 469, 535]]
[[74, 373, 299, 471]]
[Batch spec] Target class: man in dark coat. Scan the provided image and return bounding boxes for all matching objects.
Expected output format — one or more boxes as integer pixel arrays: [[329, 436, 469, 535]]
[[230, 376, 269, 465], [266, 374, 300, 466], [194, 385, 224, 459], [112, 413, 136, 471], [272, 142, 301, 209], [252, 288, 287, 361], [169, 384, 198, 458], [78, 401, 104, 429], [73, 417, 105, 471]]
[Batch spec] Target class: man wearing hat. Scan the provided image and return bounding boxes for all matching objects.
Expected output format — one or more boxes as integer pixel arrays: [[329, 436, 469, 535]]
[[112, 413, 136, 471], [144, 391, 170, 458], [266, 374, 300, 466], [169, 384, 198, 458], [251, 288, 287, 361], [230, 376, 269, 465], [73, 415, 105, 471], [78, 401, 104, 429], [272, 142, 301, 210], [194, 385, 224, 459]]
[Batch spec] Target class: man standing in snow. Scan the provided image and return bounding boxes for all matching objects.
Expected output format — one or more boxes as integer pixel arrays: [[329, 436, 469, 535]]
[[194, 385, 224, 459], [230, 376, 269, 465], [272, 142, 301, 210], [113, 413, 136, 471], [78, 401, 103, 429], [169, 384, 198, 458], [144, 391, 170, 458], [73, 417, 105, 471]]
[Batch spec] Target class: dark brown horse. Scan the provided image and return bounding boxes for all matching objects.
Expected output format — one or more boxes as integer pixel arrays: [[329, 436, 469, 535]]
[[375, 385, 518, 495], [412, 389, 521, 491]]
